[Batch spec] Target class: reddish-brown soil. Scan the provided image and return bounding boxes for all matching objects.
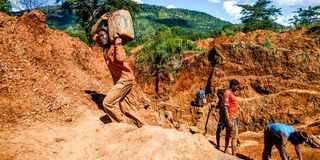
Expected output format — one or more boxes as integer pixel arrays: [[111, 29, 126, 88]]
[[139, 27, 320, 132], [0, 10, 177, 159], [0, 10, 319, 159], [136, 21, 320, 159], [0, 10, 173, 129], [0, 10, 109, 128]]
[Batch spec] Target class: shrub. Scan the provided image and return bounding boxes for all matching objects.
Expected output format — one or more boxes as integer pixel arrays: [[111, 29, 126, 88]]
[[0, 0, 11, 15], [137, 25, 202, 74], [261, 41, 276, 59], [64, 25, 89, 44], [209, 24, 244, 38], [261, 41, 274, 51]]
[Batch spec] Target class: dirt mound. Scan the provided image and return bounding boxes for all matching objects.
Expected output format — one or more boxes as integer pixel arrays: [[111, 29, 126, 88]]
[[0, 10, 238, 160], [0, 10, 172, 128], [1, 10, 102, 127], [0, 111, 236, 160], [139, 28, 320, 158], [139, 29, 320, 134], [201, 29, 320, 133]]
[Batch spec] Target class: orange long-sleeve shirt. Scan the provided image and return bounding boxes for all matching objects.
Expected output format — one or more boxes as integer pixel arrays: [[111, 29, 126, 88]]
[[103, 42, 135, 84]]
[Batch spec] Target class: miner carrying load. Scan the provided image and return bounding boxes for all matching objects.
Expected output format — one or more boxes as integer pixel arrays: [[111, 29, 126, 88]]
[[90, 10, 145, 127]]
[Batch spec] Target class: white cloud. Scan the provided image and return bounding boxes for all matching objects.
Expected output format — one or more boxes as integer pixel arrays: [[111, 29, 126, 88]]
[[275, 13, 299, 26], [167, 4, 176, 9], [273, 0, 320, 7], [208, 0, 221, 4], [223, 1, 243, 20], [224, 0, 253, 4], [132, 0, 143, 4], [275, 15, 293, 26], [8, 0, 24, 11]]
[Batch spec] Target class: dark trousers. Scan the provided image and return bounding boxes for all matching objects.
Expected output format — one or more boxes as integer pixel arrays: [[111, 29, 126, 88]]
[[262, 129, 288, 160]]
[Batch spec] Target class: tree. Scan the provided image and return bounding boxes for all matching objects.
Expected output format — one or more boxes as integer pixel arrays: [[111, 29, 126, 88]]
[[238, 0, 281, 32], [290, 6, 320, 27], [55, 0, 141, 44], [136, 25, 201, 96], [0, 0, 12, 14], [137, 25, 200, 75], [18, 0, 48, 11]]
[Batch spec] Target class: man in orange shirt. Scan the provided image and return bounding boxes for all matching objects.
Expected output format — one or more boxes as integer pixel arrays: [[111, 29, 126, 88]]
[[223, 79, 240, 155], [91, 13, 145, 127]]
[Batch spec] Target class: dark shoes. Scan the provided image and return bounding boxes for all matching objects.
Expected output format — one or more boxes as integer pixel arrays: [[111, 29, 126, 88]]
[[237, 139, 241, 147]]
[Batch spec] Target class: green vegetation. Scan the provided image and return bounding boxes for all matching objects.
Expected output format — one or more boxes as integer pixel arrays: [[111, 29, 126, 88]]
[[261, 40, 276, 60], [128, 4, 230, 47], [137, 25, 202, 75], [306, 22, 320, 30], [46, 9, 78, 30], [129, 4, 230, 46], [209, 24, 244, 38], [290, 6, 320, 27], [46, 3, 230, 46], [42, 1, 318, 57], [307, 23, 320, 43], [64, 24, 89, 44], [138, 4, 229, 32], [45, 7, 89, 43], [238, 0, 282, 32], [289, 6, 320, 43], [207, 0, 287, 38], [261, 41, 274, 51], [0, 0, 12, 15]]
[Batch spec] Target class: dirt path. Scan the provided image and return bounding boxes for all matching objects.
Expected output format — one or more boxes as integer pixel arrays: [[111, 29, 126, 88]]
[[239, 132, 320, 160], [0, 109, 239, 160], [206, 131, 320, 160], [0, 110, 112, 160], [238, 89, 320, 102]]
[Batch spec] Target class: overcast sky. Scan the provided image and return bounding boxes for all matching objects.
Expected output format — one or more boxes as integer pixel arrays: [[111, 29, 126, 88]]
[[9, 0, 320, 26]]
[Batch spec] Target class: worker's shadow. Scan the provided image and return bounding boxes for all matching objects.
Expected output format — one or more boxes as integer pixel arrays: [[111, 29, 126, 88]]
[[190, 101, 202, 107], [236, 153, 253, 160], [208, 139, 253, 160], [84, 90, 112, 124]]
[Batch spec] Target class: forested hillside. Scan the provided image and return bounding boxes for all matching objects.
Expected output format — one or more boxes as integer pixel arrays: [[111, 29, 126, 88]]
[[138, 4, 229, 31], [133, 4, 230, 43], [46, 4, 230, 45]]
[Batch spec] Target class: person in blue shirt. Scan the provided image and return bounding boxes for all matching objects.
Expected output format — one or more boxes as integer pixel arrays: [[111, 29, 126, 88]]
[[196, 88, 206, 107], [262, 123, 308, 160]]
